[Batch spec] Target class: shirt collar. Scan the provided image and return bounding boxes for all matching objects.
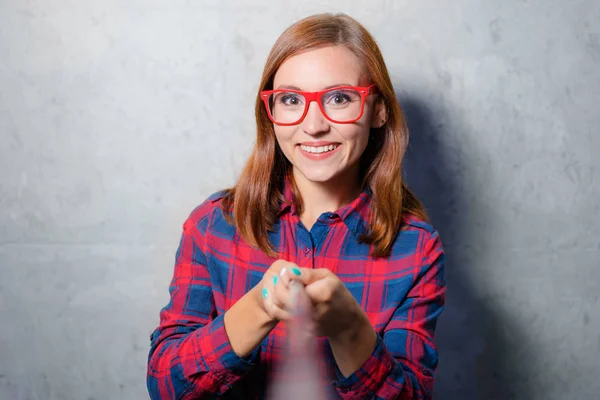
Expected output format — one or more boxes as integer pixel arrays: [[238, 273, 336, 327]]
[[278, 175, 373, 235], [278, 175, 297, 216]]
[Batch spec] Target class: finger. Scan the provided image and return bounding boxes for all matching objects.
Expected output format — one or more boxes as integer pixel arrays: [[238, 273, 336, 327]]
[[277, 261, 305, 287], [271, 259, 293, 276], [261, 285, 293, 321], [279, 261, 300, 278], [304, 276, 336, 303], [272, 272, 281, 288], [272, 278, 294, 311], [288, 267, 331, 286], [264, 294, 293, 321], [278, 266, 292, 287], [268, 260, 295, 290]]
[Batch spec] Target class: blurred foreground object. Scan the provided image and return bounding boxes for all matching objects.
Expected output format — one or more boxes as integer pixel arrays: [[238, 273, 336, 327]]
[[267, 282, 327, 400]]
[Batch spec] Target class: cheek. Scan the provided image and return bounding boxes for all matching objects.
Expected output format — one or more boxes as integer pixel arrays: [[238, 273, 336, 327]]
[[274, 127, 294, 146], [273, 127, 297, 158], [339, 103, 374, 151], [339, 127, 370, 155], [355, 133, 370, 156]]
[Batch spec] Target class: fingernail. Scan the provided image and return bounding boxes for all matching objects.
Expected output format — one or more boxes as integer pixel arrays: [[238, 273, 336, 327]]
[[262, 288, 268, 299], [273, 276, 278, 285], [291, 267, 301, 276], [280, 268, 287, 276]]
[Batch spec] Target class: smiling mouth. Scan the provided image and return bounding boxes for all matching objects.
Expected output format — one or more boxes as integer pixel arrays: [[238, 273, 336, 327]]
[[299, 144, 339, 154]]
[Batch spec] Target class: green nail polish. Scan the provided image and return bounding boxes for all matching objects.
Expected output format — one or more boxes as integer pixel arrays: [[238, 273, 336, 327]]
[[273, 276, 278, 285], [291, 267, 301, 276], [262, 288, 268, 299]]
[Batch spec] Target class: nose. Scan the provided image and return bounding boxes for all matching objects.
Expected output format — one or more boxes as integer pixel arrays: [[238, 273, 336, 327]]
[[301, 101, 329, 135]]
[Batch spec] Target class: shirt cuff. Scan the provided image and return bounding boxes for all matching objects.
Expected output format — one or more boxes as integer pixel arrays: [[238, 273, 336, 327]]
[[192, 313, 259, 385], [331, 334, 395, 397]]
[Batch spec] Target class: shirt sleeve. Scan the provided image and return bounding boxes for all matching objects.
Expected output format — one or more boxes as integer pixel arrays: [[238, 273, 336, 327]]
[[331, 229, 446, 399], [146, 202, 258, 399]]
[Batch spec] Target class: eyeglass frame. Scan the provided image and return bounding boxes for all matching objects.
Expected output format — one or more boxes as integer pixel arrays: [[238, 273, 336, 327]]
[[259, 84, 379, 126]]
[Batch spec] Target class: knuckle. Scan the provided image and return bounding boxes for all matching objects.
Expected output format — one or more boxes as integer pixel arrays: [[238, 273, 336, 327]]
[[321, 284, 334, 300]]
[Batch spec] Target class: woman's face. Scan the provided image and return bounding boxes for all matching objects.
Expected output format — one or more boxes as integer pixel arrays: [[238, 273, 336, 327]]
[[271, 45, 384, 185]]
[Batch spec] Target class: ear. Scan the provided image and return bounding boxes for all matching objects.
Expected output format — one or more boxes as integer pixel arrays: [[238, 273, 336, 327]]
[[370, 96, 387, 128]]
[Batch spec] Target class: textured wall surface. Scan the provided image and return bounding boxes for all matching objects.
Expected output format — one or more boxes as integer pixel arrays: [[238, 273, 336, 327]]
[[1, 1, 598, 399]]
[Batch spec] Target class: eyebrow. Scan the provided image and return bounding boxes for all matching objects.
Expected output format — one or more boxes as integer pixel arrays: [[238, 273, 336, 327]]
[[276, 83, 355, 91]]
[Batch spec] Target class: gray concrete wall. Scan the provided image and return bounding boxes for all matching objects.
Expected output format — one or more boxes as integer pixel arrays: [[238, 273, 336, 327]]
[[1, 1, 598, 399]]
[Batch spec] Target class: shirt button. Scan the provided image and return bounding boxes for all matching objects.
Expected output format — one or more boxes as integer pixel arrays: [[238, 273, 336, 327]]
[[303, 247, 310, 254]]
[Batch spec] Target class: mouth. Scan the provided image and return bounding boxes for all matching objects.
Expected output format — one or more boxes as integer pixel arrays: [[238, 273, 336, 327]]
[[296, 142, 342, 161], [298, 143, 340, 154]]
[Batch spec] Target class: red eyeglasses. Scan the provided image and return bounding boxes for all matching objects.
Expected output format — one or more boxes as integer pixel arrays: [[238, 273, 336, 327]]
[[260, 84, 378, 126]]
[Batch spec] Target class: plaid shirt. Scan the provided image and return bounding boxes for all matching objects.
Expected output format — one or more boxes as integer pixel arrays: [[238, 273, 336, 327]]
[[147, 182, 446, 399]]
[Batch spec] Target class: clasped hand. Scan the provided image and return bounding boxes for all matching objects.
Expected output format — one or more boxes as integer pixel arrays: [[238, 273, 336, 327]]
[[257, 260, 367, 340]]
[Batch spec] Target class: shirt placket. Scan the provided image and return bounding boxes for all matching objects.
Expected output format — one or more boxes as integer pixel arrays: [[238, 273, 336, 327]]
[[295, 223, 315, 269]]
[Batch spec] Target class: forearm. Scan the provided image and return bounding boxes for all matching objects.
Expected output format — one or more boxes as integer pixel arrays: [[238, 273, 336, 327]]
[[148, 287, 277, 399], [329, 312, 378, 377], [223, 285, 278, 357], [328, 312, 435, 399], [330, 335, 435, 400], [328, 228, 444, 399], [148, 313, 257, 399]]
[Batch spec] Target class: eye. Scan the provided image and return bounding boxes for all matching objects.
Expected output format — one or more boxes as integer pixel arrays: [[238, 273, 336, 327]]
[[279, 93, 303, 106], [334, 93, 350, 104], [324, 90, 354, 106]]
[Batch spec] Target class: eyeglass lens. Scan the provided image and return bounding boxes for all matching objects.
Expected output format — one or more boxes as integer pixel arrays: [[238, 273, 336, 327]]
[[268, 89, 363, 124]]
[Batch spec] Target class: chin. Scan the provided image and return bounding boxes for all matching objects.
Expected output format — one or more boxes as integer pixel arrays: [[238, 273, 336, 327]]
[[294, 166, 341, 184]]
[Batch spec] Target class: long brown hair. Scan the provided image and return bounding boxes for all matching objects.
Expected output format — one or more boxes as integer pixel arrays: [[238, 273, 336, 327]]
[[222, 13, 427, 258]]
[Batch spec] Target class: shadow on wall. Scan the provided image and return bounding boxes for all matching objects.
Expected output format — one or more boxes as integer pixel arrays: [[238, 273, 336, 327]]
[[399, 93, 532, 400]]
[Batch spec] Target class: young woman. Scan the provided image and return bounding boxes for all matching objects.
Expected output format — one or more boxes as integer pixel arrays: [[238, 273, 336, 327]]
[[147, 13, 446, 400]]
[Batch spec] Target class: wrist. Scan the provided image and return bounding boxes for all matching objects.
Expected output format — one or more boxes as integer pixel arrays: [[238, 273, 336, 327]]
[[224, 286, 278, 358], [329, 310, 377, 378]]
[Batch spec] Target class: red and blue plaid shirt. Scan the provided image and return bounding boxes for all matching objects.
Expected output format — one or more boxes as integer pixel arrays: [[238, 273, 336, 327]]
[[147, 182, 446, 399]]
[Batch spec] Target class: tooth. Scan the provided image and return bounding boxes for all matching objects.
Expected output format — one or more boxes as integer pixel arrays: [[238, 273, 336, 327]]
[[302, 145, 340, 154]]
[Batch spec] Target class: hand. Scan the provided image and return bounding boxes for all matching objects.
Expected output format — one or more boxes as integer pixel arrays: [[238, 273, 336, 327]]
[[256, 259, 302, 322], [224, 259, 298, 358], [287, 267, 370, 340]]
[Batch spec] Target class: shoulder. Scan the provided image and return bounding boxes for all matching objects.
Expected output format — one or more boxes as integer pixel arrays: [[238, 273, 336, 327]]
[[182, 190, 230, 235], [392, 213, 443, 255], [401, 214, 438, 236]]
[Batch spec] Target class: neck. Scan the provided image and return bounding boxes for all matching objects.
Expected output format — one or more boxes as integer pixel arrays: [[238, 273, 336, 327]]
[[293, 164, 362, 230]]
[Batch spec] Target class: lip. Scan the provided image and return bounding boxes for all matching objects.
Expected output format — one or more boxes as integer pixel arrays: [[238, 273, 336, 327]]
[[298, 141, 340, 147], [296, 142, 341, 161]]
